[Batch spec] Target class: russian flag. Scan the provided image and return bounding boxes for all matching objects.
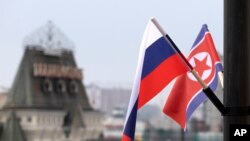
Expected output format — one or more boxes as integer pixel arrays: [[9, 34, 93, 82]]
[[122, 19, 188, 141], [163, 24, 223, 129]]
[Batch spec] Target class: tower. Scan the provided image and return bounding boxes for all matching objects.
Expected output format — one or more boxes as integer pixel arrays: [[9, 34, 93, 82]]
[[0, 22, 103, 141]]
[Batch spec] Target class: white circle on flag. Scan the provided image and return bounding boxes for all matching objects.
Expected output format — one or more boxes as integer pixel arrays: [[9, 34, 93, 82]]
[[187, 52, 212, 81]]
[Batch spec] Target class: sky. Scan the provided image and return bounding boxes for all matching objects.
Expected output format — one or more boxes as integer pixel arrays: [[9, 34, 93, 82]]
[[0, 0, 223, 89]]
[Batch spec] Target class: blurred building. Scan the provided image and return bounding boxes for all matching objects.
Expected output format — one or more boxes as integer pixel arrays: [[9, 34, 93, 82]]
[[86, 84, 131, 114], [103, 107, 146, 141], [0, 91, 7, 108], [0, 22, 103, 141], [86, 81, 223, 132], [86, 85, 148, 140]]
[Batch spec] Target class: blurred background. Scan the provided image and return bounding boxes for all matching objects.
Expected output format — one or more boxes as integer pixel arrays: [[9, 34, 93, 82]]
[[0, 0, 223, 141]]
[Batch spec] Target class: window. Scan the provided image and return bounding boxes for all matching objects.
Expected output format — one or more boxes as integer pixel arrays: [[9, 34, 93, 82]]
[[27, 116, 32, 122]]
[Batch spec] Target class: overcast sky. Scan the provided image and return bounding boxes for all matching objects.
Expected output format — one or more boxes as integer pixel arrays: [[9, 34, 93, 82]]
[[0, 0, 223, 89]]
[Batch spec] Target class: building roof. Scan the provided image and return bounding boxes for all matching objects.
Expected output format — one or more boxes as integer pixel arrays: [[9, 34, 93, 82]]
[[4, 46, 91, 110], [3, 23, 91, 111]]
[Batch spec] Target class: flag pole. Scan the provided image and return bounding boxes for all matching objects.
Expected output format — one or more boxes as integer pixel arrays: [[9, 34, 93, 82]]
[[218, 71, 224, 88], [151, 17, 206, 88], [150, 17, 226, 115]]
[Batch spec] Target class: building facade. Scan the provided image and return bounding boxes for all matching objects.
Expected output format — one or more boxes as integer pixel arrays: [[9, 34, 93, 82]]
[[86, 84, 131, 114], [0, 22, 103, 141]]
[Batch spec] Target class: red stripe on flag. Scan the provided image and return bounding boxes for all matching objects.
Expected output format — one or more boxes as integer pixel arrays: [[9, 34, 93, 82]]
[[122, 134, 132, 141], [163, 75, 189, 128], [206, 34, 221, 62], [137, 54, 188, 109]]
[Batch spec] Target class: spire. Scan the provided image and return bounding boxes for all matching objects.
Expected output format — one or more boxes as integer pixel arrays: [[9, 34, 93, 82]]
[[23, 21, 75, 55]]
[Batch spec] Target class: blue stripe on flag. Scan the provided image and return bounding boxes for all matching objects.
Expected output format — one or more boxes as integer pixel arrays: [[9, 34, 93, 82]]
[[186, 68, 219, 121], [191, 25, 208, 49], [141, 36, 175, 79], [186, 92, 207, 121], [123, 99, 138, 139], [216, 63, 223, 72]]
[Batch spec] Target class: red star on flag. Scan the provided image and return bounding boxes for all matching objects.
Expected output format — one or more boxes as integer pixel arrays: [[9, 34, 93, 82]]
[[193, 55, 211, 78]]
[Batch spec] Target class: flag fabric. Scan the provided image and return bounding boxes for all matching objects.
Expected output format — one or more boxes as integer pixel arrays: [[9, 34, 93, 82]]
[[122, 20, 189, 141], [163, 24, 223, 129]]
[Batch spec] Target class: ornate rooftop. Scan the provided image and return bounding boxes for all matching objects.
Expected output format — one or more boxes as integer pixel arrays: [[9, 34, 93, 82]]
[[23, 21, 75, 54]]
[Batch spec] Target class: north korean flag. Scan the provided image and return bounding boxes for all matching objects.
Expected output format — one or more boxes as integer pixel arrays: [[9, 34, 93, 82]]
[[163, 24, 223, 129]]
